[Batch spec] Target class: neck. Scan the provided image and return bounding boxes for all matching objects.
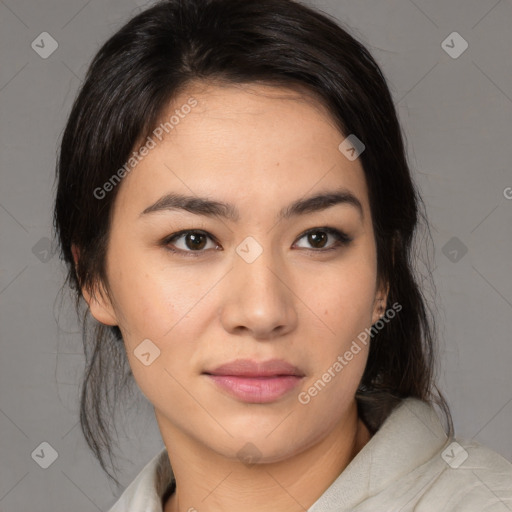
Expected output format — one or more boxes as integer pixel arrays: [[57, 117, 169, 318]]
[[161, 401, 371, 512]]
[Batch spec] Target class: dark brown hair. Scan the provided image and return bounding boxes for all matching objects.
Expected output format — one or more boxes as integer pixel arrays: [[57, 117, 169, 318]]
[[53, 0, 452, 486]]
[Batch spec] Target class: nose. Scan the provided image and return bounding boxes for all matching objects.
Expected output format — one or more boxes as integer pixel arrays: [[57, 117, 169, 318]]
[[219, 244, 298, 340]]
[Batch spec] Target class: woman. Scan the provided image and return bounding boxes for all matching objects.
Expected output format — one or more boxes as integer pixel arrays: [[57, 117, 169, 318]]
[[53, 0, 512, 510]]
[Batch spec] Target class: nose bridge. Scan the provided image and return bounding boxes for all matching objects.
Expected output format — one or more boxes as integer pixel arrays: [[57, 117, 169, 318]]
[[219, 235, 297, 337], [234, 235, 285, 301]]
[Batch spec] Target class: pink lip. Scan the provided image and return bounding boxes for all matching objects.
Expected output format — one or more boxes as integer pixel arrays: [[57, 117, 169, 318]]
[[203, 359, 305, 403]]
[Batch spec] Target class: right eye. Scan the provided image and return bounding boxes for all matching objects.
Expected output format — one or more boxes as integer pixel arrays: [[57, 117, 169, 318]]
[[162, 230, 221, 257]]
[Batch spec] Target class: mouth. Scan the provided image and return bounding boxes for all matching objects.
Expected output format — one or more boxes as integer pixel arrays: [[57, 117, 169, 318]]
[[203, 359, 305, 403]]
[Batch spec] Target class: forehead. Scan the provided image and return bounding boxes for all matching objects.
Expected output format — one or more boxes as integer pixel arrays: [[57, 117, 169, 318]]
[[113, 82, 370, 219]]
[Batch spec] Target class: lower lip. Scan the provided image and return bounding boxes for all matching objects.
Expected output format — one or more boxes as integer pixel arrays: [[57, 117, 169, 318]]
[[205, 374, 303, 403]]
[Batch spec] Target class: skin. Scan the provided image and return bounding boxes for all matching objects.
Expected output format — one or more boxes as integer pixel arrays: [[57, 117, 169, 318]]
[[76, 82, 388, 512]]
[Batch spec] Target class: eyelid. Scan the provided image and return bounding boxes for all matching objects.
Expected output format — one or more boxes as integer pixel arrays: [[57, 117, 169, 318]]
[[162, 226, 353, 256]]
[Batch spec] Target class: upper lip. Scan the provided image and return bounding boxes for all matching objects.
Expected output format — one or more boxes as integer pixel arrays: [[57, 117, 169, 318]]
[[204, 359, 305, 377]]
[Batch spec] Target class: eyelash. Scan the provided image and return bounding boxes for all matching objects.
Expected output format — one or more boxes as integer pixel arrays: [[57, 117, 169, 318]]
[[161, 227, 353, 258]]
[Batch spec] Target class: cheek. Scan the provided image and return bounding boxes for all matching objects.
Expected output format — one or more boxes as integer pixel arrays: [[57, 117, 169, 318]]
[[295, 261, 375, 414], [310, 255, 378, 332], [298, 253, 377, 394], [107, 255, 206, 405], [105, 241, 207, 344]]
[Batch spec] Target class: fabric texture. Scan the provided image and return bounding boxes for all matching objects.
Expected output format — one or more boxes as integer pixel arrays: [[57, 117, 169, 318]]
[[107, 398, 512, 511]]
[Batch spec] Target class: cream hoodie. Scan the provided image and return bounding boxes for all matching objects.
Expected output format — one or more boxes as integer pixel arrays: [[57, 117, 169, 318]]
[[107, 398, 512, 511]]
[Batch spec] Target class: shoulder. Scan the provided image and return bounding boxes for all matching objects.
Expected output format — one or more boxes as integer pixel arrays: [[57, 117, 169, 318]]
[[384, 399, 512, 511], [335, 398, 512, 512], [419, 437, 512, 511]]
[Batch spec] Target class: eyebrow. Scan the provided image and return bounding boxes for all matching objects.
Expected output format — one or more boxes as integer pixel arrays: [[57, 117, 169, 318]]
[[140, 187, 364, 222]]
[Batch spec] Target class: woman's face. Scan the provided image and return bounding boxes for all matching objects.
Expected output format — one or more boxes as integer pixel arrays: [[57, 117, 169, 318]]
[[83, 83, 387, 462]]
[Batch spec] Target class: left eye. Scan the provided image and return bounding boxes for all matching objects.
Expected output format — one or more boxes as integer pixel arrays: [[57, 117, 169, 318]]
[[294, 227, 352, 251]]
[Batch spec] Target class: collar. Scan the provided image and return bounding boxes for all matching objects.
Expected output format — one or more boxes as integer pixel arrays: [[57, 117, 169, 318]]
[[308, 397, 448, 510], [108, 397, 448, 512]]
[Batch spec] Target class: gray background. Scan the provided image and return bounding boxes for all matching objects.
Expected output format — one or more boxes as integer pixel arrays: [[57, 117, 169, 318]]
[[1, 0, 511, 510]]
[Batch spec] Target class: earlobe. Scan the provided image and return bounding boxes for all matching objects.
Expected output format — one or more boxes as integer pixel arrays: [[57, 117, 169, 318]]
[[372, 280, 390, 325], [371, 234, 397, 324], [83, 284, 119, 326], [371, 298, 385, 325], [71, 243, 118, 326]]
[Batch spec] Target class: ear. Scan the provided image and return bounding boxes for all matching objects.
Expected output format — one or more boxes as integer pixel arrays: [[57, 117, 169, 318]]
[[371, 277, 390, 326], [71, 244, 118, 326], [370, 232, 399, 324]]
